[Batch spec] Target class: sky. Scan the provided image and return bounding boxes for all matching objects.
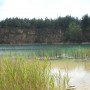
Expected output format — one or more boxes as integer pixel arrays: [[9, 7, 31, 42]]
[[0, 0, 90, 20]]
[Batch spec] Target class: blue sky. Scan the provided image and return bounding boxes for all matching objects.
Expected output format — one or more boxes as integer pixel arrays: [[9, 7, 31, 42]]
[[0, 0, 90, 20]]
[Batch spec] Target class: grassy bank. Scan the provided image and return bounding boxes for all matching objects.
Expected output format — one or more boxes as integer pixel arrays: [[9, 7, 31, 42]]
[[0, 56, 71, 90]]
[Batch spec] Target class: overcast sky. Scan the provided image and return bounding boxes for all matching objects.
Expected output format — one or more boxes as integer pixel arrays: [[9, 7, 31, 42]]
[[0, 0, 90, 20]]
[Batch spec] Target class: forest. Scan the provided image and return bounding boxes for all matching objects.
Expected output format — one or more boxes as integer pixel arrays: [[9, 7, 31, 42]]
[[0, 14, 90, 44]]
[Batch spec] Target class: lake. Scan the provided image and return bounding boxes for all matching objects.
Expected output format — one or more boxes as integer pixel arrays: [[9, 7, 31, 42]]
[[0, 44, 90, 60], [50, 60, 90, 90], [0, 44, 90, 90]]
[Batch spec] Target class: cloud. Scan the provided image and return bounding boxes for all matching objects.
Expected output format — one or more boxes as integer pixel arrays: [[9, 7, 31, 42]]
[[0, 0, 90, 20], [0, 0, 5, 6]]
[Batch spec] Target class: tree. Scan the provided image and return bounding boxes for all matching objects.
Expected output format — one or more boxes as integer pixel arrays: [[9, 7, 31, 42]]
[[81, 14, 89, 30], [81, 14, 90, 41], [65, 22, 83, 42]]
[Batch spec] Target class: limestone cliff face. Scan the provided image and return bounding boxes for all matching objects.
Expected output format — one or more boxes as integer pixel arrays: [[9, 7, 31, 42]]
[[0, 27, 64, 44]]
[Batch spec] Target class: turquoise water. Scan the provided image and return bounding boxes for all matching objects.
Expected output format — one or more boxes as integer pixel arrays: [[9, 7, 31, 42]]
[[0, 44, 90, 59]]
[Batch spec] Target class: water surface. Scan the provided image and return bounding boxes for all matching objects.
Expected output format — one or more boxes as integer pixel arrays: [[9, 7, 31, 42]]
[[0, 44, 90, 90], [50, 60, 90, 90], [0, 44, 90, 60]]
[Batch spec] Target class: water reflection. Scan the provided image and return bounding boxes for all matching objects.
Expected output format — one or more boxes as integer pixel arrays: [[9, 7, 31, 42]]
[[51, 66, 90, 90]]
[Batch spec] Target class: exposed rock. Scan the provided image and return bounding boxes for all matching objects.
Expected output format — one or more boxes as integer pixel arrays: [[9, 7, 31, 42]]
[[0, 27, 64, 44]]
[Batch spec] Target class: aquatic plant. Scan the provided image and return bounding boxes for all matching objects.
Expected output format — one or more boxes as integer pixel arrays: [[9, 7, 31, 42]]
[[0, 56, 71, 90]]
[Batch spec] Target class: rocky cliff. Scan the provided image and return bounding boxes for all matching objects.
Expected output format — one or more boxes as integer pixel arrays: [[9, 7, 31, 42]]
[[0, 27, 64, 44]]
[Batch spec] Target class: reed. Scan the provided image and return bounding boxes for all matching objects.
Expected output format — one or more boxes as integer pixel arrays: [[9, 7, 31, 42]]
[[0, 44, 90, 60], [0, 56, 71, 90]]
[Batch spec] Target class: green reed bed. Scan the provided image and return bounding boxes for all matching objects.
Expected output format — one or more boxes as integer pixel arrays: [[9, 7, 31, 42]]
[[0, 56, 71, 90], [32, 44, 90, 60], [0, 44, 90, 60]]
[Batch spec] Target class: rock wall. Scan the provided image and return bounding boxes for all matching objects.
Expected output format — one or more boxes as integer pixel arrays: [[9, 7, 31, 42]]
[[0, 27, 64, 44]]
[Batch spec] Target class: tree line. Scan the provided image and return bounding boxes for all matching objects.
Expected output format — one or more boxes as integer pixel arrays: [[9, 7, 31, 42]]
[[0, 14, 90, 43]]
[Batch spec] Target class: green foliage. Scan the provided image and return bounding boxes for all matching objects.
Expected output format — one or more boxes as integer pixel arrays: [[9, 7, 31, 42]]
[[81, 14, 90, 30], [0, 56, 71, 90], [0, 15, 90, 42], [0, 16, 77, 29], [81, 14, 90, 41], [65, 22, 83, 42]]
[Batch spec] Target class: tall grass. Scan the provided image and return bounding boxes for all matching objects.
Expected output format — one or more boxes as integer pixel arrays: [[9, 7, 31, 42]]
[[0, 56, 71, 90]]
